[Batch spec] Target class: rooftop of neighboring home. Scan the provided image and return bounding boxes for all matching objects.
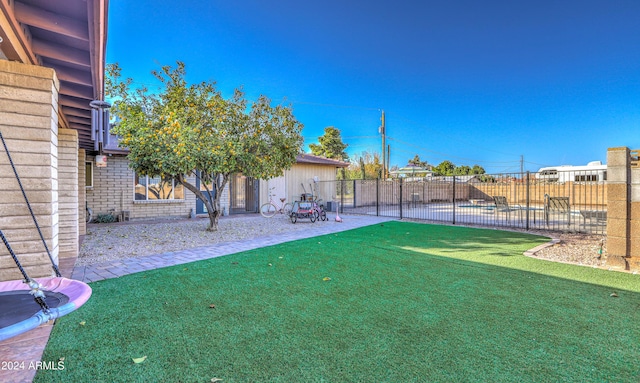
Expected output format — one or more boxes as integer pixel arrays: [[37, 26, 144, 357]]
[[295, 153, 350, 167]]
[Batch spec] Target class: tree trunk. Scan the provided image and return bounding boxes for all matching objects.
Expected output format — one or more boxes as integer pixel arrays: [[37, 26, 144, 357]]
[[177, 174, 229, 231], [204, 197, 220, 231], [178, 176, 220, 231]]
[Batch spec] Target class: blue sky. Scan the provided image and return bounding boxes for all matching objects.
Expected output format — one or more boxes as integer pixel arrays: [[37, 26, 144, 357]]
[[106, 0, 640, 173]]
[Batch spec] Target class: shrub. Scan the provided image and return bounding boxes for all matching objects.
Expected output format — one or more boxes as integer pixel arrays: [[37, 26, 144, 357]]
[[94, 213, 116, 223]]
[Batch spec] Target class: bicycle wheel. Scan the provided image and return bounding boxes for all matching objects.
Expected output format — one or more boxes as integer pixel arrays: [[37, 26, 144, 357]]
[[310, 212, 317, 223], [86, 206, 93, 223], [320, 210, 327, 221], [260, 203, 277, 218], [290, 213, 297, 224], [283, 202, 293, 216]]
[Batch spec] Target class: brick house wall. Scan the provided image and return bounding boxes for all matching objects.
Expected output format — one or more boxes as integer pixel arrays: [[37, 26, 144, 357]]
[[86, 155, 233, 220], [78, 149, 86, 236], [87, 153, 346, 220]]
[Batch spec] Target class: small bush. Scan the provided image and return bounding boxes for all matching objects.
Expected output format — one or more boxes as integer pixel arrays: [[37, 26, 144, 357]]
[[94, 213, 116, 223]]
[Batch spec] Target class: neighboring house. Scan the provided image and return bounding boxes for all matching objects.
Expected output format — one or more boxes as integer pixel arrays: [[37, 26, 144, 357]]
[[389, 165, 434, 180], [0, 0, 108, 282], [261, 154, 350, 208], [86, 152, 349, 220]]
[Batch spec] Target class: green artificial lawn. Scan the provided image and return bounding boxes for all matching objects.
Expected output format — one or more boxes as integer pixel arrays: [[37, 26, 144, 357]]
[[36, 222, 640, 382]]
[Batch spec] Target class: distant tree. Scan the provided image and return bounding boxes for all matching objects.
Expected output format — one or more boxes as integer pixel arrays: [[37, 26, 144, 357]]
[[471, 165, 486, 175], [309, 126, 349, 161], [408, 154, 428, 168], [107, 61, 303, 231], [453, 165, 471, 175], [433, 160, 456, 176], [479, 174, 495, 182], [344, 151, 382, 179], [432, 161, 487, 176], [453, 164, 486, 175]]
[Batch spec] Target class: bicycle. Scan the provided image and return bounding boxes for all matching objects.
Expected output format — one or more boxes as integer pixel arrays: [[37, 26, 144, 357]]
[[260, 188, 293, 218], [313, 200, 327, 221], [305, 180, 327, 222]]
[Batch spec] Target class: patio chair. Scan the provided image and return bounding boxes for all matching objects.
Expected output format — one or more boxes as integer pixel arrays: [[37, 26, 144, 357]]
[[579, 210, 607, 232], [492, 196, 523, 222], [544, 194, 571, 227]]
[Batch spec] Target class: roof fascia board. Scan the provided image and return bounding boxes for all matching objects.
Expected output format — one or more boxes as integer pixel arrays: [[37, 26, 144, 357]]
[[0, 0, 38, 63]]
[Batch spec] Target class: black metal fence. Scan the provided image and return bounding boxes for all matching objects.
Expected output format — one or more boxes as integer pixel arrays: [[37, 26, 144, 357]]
[[318, 170, 607, 234]]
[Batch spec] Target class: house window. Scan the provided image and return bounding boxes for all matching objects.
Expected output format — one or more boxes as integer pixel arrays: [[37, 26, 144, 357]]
[[85, 162, 93, 188], [134, 174, 184, 201], [574, 174, 599, 182]]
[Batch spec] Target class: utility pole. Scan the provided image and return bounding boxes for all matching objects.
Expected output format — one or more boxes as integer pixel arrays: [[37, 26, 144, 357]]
[[520, 155, 524, 174], [380, 110, 386, 179], [387, 144, 390, 177]]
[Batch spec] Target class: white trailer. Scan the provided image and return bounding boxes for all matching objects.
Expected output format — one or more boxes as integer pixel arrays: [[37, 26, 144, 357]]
[[536, 161, 607, 183]]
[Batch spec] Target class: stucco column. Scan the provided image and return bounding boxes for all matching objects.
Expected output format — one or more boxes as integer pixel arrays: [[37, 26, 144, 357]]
[[630, 150, 640, 271], [606, 147, 630, 269]]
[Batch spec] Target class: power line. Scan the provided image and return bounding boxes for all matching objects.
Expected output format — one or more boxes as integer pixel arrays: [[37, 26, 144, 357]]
[[390, 114, 523, 158], [387, 136, 521, 166]]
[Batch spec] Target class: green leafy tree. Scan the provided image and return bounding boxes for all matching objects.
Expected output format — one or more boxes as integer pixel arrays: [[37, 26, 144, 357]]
[[433, 160, 456, 176], [107, 62, 304, 231], [453, 165, 471, 175], [309, 126, 349, 161], [471, 165, 486, 175]]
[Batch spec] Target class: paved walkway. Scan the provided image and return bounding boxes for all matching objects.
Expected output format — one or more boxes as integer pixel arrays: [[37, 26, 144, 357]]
[[72, 214, 395, 283]]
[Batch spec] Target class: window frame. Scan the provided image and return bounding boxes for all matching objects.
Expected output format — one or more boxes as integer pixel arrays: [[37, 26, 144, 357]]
[[134, 174, 184, 201], [85, 161, 93, 189]]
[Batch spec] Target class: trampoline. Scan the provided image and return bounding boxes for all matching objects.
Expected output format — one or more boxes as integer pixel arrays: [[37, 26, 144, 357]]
[[0, 130, 92, 342], [0, 277, 91, 342]]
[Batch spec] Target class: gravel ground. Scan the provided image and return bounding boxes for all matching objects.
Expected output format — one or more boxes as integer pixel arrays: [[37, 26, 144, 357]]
[[78, 215, 609, 269], [77, 214, 311, 266], [522, 230, 607, 268]]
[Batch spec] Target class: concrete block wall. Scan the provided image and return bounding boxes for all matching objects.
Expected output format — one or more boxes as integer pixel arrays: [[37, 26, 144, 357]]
[[606, 147, 637, 271], [0, 60, 60, 281], [630, 154, 640, 270], [58, 128, 78, 259]]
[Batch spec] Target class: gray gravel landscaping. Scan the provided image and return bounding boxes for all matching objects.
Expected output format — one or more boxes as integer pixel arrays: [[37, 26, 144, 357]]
[[78, 214, 315, 266]]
